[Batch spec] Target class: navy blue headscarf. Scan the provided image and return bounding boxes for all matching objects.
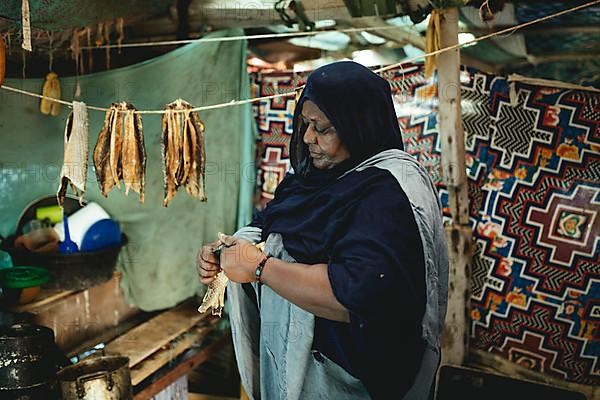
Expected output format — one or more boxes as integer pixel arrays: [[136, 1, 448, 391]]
[[262, 61, 406, 259], [290, 61, 404, 178]]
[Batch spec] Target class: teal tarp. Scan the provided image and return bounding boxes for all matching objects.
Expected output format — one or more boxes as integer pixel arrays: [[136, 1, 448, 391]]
[[0, 29, 255, 311]]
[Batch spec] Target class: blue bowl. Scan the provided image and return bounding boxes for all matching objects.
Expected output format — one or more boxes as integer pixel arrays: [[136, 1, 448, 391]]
[[80, 219, 122, 252]]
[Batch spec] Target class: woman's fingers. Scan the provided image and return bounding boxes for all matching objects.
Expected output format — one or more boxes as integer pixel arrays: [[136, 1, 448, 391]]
[[218, 232, 237, 247], [198, 266, 219, 283], [200, 243, 220, 265], [200, 274, 219, 285], [197, 241, 222, 284]]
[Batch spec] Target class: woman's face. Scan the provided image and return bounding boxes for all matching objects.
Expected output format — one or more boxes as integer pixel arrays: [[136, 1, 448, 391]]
[[301, 100, 350, 170]]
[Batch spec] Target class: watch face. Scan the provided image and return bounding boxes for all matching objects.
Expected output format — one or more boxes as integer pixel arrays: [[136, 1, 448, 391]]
[[255, 256, 270, 283]]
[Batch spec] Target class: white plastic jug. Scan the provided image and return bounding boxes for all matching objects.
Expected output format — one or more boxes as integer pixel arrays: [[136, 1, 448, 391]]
[[53, 202, 110, 248]]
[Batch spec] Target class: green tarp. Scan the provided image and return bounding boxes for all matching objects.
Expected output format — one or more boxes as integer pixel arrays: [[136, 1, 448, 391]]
[[0, 29, 255, 311]]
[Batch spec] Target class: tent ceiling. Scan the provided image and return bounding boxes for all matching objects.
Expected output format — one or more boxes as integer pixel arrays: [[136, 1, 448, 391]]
[[459, 0, 600, 86], [0, 0, 172, 31], [0, 0, 598, 87]]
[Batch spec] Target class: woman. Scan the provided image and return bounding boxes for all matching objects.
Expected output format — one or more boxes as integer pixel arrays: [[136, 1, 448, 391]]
[[198, 61, 448, 399]]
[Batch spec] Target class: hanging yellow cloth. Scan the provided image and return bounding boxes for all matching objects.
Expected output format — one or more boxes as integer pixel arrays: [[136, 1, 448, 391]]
[[40, 72, 61, 116], [425, 9, 442, 79]]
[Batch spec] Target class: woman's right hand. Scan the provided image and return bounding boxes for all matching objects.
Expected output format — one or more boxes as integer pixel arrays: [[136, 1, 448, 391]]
[[197, 239, 222, 285]]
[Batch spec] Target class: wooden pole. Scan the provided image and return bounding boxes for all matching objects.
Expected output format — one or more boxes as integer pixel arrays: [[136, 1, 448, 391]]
[[437, 7, 473, 366]]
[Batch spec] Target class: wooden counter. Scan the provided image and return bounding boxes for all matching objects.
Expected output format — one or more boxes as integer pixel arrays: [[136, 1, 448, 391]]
[[2, 272, 228, 399]]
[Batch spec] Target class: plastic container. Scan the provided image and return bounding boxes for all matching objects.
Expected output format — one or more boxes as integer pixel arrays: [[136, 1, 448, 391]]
[[2, 195, 125, 290], [0, 236, 127, 291], [53, 202, 110, 248], [80, 219, 121, 252], [35, 205, 63, 225], [0, 266, 50, 305]]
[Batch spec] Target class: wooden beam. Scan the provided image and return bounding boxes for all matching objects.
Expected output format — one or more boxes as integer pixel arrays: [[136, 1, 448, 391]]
[[130, 324, 216, 386], [507, 52, 600, 67], [438, 9, 471, 226], [507, 73, 600, 93], [133, 333, 229, 399], [437, 7, 472, 367], [461, 25, 600, 35], [103, 299, 212, 368], [67, 312, 156, 359], [346, 16, 426, 49], [6, 288, 74, 312]]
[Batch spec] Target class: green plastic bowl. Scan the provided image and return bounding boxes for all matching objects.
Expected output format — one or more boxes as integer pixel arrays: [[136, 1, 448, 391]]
[[0, 266, 51, 305]]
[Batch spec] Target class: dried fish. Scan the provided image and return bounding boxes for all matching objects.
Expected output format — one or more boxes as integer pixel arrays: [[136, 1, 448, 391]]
[[109, 102, 123, 188], [186, 111, 206, 200], [198, 271, 228, 317], [198, 241, 265, 317], [93, 102, 145, 202], [161, 103, 178, 206], [57, 101, 88, 206], [93, 105, 117, 196], [0, 35, 5, 87], [161, 99, 207, 207], [121, 104, 146, 202]]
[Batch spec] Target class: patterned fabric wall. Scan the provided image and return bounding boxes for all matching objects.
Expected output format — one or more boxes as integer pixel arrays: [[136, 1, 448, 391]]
[[250, 65, 599, 386], [251, 72, 307, 208]]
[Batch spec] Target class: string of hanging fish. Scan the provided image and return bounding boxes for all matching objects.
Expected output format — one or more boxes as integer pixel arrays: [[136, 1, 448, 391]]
[[56, 99, 207, 208]]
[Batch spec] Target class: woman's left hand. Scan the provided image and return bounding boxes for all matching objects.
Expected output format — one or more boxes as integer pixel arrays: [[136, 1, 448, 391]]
[[218, 233, 266, 283]]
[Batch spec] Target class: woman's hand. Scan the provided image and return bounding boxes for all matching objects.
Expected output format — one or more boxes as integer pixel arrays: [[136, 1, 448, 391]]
[[219, 233, 266, 283], [197, 239, 222, 285]]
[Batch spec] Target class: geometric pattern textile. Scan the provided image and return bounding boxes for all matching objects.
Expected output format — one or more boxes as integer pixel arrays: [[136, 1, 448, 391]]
[[470, 79, 599, 385], [251, 71, 308, 208], [250, 65, 600, 385]]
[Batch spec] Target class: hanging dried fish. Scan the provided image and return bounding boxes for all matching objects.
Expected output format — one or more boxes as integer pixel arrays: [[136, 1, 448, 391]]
[[121, 104, 146, 202], [93, 105, 118, 196], [161, 102, 180, 206], [95, 22, 104, 47], [109, 102, 123, 188], [104, 20, 112, 70], [161, 99, 207, 207], [93, 102, 146, 202], [86, 28, 93, 72], [185, 111, 206, 200], [57, 101, 88, 206], [0, 34, 5, 87], [116, 18, 124, 54]]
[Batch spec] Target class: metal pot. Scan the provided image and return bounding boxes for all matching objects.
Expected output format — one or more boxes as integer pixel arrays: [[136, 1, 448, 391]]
[[0, 323, 65, 399], [57, 355, 132, 400]]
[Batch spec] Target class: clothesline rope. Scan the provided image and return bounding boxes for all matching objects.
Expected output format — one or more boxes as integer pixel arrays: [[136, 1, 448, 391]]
[[1, 0, 598, 114], [79, 25, 408, 50]]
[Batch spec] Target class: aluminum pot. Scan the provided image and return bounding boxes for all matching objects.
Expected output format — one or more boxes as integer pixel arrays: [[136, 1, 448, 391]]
[[57, 355, 132, 400]]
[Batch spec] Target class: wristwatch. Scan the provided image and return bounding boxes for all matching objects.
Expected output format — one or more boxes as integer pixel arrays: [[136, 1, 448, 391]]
[[255, 255, 271, 284]]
